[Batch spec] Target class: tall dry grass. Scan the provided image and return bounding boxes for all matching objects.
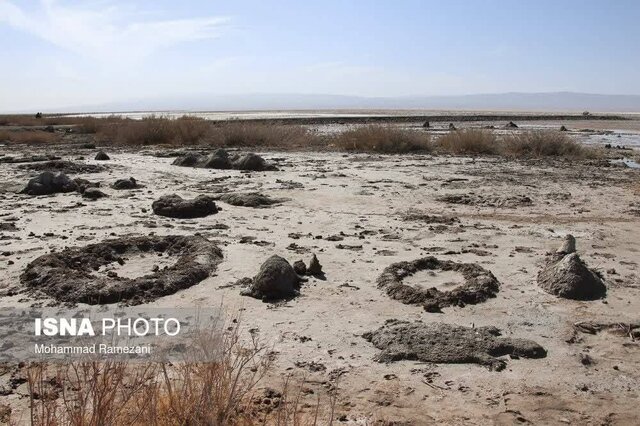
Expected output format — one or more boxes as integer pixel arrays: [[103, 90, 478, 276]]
[[331, 125, 431, 153], [0, 129, 60, 144], [435, 129, 499, 155], [23, 319, 336, 425], [501, 131, 597, 159], [208, 122, 320, 149]]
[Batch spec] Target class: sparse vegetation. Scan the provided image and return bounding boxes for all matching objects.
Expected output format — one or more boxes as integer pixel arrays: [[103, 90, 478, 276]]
[[0, 113, 604, 160], [208, 122, 320, 149], [501, 131, 599, 159], [435, 129, 499, 155], [0, 129, 60, 144], [331, 125, 431, 153], [23, 318, 336, 425]]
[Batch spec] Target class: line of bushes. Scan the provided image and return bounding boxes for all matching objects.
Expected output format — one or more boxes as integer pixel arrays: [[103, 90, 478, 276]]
[[1, 114, 602, 159]]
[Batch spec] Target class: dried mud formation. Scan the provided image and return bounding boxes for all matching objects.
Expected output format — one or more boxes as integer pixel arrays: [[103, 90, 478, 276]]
[[172, 149, 277, 171], [364, 320, 547, 371], [240, 255, 302, 301], [218, 192, 284, 208], [20, 235, 223, 305], [152, 194, 218, 218], [94, 150, 110, 160], [377, 257, 500, 312], [20, 171, 78, 195], [111, 177, 141, 190], [21, 172, 105, 197], [18, 160, 106, 174], [537, 235, 606, 300], [437, 193, 533, 208]]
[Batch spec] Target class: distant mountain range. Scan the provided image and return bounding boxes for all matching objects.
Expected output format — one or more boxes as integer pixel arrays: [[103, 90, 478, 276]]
[[30, 92, 640, 114]]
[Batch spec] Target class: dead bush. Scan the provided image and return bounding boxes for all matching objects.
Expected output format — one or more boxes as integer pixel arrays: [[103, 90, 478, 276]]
[[331, 125, 431, 153]]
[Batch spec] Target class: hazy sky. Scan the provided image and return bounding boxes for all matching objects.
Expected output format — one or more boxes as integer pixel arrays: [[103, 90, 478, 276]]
[[1, 0, 639, 111]]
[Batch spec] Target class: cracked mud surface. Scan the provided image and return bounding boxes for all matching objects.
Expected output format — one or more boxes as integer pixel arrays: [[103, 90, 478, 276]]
[[0, 139, 639, 424]]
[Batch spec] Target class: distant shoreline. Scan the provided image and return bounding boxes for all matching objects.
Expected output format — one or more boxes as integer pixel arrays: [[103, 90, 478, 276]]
[[52, 111, 631, 125]]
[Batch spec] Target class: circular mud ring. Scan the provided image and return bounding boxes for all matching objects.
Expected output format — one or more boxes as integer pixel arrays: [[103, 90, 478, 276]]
[[21, 235, 223, 305], [377, 257, 500, 312]]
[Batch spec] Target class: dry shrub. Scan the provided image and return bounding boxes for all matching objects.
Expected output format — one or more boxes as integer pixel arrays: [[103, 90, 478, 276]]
[[99, 115, 179, 145], [435, 129, 499, 155], [0, 115, 43, 126], [501, 131, 598, 159], [0, 129, 59, 144], [208, 122, 319, 149], [24, 319, 334, 425], [331, 125, 431, 153]]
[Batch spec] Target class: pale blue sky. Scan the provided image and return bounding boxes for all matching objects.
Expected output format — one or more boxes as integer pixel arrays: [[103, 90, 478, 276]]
[[1, 0, 639, 111]]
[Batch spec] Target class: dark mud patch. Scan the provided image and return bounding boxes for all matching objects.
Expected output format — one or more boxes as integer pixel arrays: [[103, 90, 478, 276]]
[[217, 192, 285, 208], [18, 160, 106, 174], [363, 320, 546, 371], [400, 210, 459, 225], [377, 257, 500, 312], [20, 235, 223, 305], [152, 194, 218, 218], [239, 255, 302, 301], [437, 193, 533, 208], [537, 235, 606, 300], [0, 154, 61, 164]]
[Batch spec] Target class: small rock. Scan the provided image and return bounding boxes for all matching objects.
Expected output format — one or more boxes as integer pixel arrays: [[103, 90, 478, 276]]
[[95, 151, 110, 161]]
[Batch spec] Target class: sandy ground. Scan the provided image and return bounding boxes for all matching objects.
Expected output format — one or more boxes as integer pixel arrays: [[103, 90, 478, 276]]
[[0, 134, 639, 424]]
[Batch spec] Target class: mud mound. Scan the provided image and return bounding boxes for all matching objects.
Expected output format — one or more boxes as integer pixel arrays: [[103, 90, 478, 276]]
[[377, 257, 500, 312], [203, 149, 232, 169], [21, 171, 78, 195], [437, 193, 532, 208], [240, 255, 301, 301], [292, 254, 324, 277], [21, 235, 223, 305], [111, 177, 140, 190], [537, 235, 606, 300], [82, 187, 107, 200], [218, 192, 284, 208], [152, 194, 218, 218], [307, 254, 323, 276], [18, 160, 106, 174], [94, 150, 110, 160], [172, 149, 276, 171], [231, 153, 273, 171], [172, 152, 205, 167], [363, 320, 546, 371]]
